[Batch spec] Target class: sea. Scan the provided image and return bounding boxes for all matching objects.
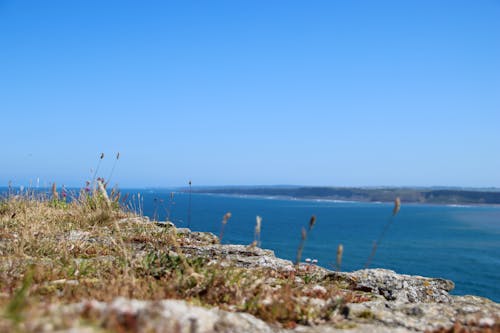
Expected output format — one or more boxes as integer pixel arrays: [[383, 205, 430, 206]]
[[2, 187, 499, 302]]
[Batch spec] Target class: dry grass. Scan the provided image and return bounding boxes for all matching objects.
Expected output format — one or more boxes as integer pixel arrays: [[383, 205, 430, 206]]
[[364, 197, 401, 268], [0, 193, 368, 331]]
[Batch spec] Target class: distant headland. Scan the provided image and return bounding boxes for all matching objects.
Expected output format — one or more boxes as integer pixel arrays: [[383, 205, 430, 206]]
[[192, 186, 500, 205]]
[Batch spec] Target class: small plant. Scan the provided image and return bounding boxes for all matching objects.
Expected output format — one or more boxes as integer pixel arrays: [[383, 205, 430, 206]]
[[49, 183, 68, 209]]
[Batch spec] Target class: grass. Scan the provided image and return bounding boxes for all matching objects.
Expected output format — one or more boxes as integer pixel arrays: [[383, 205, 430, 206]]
[[364, 197, 401, 268], [0, 190, 369, 332]]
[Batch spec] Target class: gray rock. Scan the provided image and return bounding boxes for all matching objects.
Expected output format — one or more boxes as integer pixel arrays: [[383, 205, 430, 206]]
[[327, 269, 454, 303], [75, 298, 280, 333], [180, 244, 295, 271], [347, 295, 500, 332], [57, 296, 500, 333]]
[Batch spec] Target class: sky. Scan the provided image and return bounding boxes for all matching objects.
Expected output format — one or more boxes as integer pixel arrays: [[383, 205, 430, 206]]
[[1, 1, 499, 188]]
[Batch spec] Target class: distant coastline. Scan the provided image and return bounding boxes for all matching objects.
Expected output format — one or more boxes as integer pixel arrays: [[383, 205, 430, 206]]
[[191, 186, 500, 205], [2, 185, 500, 205]]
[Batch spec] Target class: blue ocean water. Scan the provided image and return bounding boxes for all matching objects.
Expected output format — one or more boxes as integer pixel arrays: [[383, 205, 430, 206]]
[[130, 190, 500, 302]]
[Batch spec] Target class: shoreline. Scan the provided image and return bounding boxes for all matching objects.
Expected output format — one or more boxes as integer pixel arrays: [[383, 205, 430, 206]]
[[180, 191, 500, 208]]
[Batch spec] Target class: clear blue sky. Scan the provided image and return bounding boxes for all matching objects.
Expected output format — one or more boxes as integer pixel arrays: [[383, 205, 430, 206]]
[[1, 1, 499, 188]]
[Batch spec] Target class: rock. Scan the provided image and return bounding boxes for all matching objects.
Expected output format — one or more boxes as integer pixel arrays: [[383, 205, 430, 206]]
[[154, 220, 175, 228], [346, 295, 500, 332], [187, 231, 219, 245], [75, 298, 279, 333], [116, 216, 150, 224], [66, 230, 91, 242], [180, 244, 295, 271], [327, 269, 454, 303]]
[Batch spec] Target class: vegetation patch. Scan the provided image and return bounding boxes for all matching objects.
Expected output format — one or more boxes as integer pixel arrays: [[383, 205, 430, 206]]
[[0, 192, 368, 332]]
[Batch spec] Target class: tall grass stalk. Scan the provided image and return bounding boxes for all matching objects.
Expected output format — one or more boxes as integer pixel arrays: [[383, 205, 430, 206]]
[[254, 215, 262, 247], [153, 198, 160, 221], [51, 183, 58, 200], [219, 212, 232, 244], [91, 153, 105, 190], [336, 244, 344, 272], [187, 180, 192, 228], [165, 192, 174, 222], [106, 152, 120, 187], [127, 192, 144, 217], [364, 197, 401, 268], [295, 215, 316, 266]]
